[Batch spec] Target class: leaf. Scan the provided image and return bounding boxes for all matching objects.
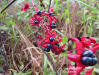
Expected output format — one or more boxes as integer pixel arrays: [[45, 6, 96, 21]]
[[0, 26, 9, 30], [55, 0, 59, 13], [44, 54, 48, 75], [62, 36, 68, 44], [14, 71, 32, 75], [59, 52, 67, 58], [5, 20, 16, 26], [75, 0, 99, 11]]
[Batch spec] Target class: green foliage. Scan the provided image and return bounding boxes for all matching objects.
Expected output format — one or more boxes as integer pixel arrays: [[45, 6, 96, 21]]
[[44, 54, 55, 75], [0, 0, 99, 75], [55, 0, 59, 13], [14, 71, 32, 75]]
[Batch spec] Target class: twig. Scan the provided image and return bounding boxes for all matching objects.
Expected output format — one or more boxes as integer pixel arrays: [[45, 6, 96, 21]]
[[0, 45, 9, 68], [48, 0, 52, 12], [15, 26, 43, 73], [21, 61, 32, 72], [0, 44, 10, 75], [38, 47, 59, 75], [0, 0, 16, 13], [11, 47, 20, 72], [15, 26, 42, 55]]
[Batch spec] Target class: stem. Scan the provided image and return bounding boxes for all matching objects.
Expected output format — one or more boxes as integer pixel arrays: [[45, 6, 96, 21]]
[[31, 0, 38, 11], [44, 52, 59, 75], [0, 0, 16, 13], [0, 44, 10, 71], [48, 0, 52, 12], [31, 0, 35, 7]]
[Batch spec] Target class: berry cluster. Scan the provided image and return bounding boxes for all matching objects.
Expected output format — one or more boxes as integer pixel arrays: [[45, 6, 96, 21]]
[[77, 37, 96, 48], [21, 1, 99, 75], [29, 7, 65, 55], [21, 2, 64, 55], [29, 8, 57, 30], [38, 29, 65, 55], [81, 50, 98, 66], [68, 37, 99, 75]]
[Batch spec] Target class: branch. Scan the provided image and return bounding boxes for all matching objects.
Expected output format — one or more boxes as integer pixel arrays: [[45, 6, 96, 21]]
[[0, 0, 16, 13]]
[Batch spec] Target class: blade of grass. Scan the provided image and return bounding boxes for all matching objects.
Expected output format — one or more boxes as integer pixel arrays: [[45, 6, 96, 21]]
[[75, 0, 99, 11], [55, 0, 59, 13]]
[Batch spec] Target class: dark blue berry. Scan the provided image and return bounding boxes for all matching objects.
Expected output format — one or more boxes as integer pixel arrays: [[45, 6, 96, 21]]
[[47, 44, 52, 49], [87, 37, 90, 39], [51, 22, 56, 29], [91, 54, 96, 58], [82, 50, 93, 57], [37, 10, 42, 15], [91, 57, 98, 66], [34, 19, 39, 24], [44, 48, 50, 52], [81, 57, 92, 65], [55, 43, 59, 47], [77, 37, 81, 41], [49, 37, 55, 42], [49, 12, 53, 16]]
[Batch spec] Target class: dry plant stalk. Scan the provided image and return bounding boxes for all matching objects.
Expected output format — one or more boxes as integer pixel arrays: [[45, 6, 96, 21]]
[[63, 0, 80, 37], [15, 26, 43, 74]]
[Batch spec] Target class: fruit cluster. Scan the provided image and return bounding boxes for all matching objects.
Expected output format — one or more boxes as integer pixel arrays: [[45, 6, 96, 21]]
[[68, 37, 99, 75], [21, 1, 99, 75], [21, 3, 64, 55], [81, 50, 98, 66], [29, 8, 57, 29], [77, 37, 96, 48], [29, 7, 65, 55], [38, 29, 65, 55]]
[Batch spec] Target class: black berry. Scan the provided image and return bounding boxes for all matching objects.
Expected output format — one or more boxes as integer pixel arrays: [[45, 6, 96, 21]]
[[49, 12, 53, 16], [47, 44, 52, 49], [82, 50, 93, 57], [49, 37, 55, 42], [91, 54, 96, 58], [51, 22, 56, 29], [81, 57, 92, 66], [34, 19, 39, 24], [91, 57, 98, 66], [87, 37, 90, 39], [44, 48, 50, 52], [77, 37, 81, 41], [55, 43, 59, 47], [37, 10, 42, 15]]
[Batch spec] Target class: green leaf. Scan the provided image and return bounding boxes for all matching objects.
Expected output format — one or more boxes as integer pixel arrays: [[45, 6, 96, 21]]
[[5, 20, 16, 26], [75, 0, 99, 11], [62, 36, 68, 44], [59, 52, 67, 58], [44, 54, 48, 75], [14, 71, 32, 75], [55, 0, 59, 13], [0, 26, 9, 30]]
